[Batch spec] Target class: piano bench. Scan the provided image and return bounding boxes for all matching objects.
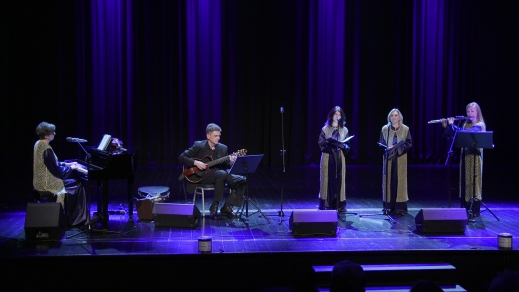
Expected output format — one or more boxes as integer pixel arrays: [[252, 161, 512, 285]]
[[32, 190, 68, 215], [33, 190, 56, 203], [31, 190, 69, 230]]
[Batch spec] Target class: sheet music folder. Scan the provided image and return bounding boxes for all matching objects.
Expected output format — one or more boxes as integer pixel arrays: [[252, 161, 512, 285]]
[[455, 131, 494, 149], [97, 134, 112, 151], [228, 154, 264, 175]]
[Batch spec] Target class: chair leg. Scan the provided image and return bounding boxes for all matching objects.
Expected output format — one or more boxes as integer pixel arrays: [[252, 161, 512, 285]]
[[200, 189, 205, 217], [194, 189, 206, 217]]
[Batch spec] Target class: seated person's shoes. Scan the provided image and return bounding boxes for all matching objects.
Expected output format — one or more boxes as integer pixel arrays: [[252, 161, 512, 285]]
[[220, 205, 234, 217], [209, 202, 219, 218]]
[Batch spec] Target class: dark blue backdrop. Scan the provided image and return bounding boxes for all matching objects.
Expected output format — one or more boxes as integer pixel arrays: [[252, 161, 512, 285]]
[[2, 1, 518, 192]]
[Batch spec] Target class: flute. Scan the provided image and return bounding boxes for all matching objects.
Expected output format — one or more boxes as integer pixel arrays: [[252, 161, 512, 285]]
[[428, 116, 467, 124]]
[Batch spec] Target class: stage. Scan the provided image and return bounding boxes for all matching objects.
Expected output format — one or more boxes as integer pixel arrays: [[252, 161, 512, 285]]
[[1, 164, 518, 291]]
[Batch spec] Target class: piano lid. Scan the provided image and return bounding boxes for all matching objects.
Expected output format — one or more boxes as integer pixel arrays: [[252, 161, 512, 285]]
[[78, 147, 134, 180]]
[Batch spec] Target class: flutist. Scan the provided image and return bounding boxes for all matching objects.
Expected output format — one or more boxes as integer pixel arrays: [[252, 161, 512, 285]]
[[441, 102, 486, 218]]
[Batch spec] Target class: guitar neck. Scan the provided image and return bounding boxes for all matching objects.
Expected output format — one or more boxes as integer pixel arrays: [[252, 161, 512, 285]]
[[206, 155, 230, 168]]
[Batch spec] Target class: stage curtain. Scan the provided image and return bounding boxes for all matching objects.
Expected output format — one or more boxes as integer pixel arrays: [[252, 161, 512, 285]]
[[5, 0, 517, 171]]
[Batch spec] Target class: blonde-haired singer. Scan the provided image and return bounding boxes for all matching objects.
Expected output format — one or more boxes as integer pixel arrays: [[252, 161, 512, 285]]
[[380, 108, 412, 215]]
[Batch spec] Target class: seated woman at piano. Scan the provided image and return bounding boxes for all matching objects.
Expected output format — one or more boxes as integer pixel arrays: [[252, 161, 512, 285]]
[[33, 122, 88, 226]]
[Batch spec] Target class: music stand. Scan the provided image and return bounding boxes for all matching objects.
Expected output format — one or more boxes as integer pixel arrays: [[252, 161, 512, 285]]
[[325, 135, 357, 222], [67, 142, 101, 239], [358, 142, 396, 224], [455, 131, 498, 221], [230, 154, 271, 224]]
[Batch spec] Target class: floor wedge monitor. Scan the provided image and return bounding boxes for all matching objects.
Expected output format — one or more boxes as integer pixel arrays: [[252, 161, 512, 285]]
[[415, 208, 468, 234], [24, 202, 65, 241], [290, 210, 337, 236], [152, 203, 201, 228]]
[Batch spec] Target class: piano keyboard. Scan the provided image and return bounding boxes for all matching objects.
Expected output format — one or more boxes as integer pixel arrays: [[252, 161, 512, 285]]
[[75, 166, 88, 174]]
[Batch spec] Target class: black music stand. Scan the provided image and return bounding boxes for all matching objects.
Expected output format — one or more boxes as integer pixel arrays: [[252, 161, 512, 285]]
[[230, 154, 271, 224], [358, 142, 396, 224], [455, 131, 498, 221], [326, 135, 357, 222], [67, 142, 100, 239], [67, 143, 123, 239]]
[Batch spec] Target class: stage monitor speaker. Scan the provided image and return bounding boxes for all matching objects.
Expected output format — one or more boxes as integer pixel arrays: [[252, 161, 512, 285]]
[[152, 203, 201, 228], [290, 210, 337, 236], [415, 208, 468, 234], [24, 202, 65, 241]]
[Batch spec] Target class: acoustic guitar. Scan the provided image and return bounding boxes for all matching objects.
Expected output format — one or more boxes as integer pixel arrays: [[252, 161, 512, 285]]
[[182, 149, 247, 183]]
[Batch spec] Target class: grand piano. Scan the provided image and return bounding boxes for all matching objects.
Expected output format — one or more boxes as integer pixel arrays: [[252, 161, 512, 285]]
[[74, 147, 135, 229]]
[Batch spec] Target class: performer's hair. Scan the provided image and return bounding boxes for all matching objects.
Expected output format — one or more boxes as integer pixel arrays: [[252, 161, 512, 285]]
[[206, 123, 222, 134], [325, 106, 346, 128], [387, 108, 403, 127], [466, 102, 486, 130], [35, 122, 56, 139]]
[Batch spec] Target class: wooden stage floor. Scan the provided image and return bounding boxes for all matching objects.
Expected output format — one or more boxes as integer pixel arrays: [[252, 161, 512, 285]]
[[1, 164, 518, 291]]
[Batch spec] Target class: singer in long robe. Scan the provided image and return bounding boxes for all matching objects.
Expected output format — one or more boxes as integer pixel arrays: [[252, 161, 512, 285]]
[[318, 106, 350, 212], [380, 109, 412, 215], [33, 122, 88, 226], [442, 102, 486, 218]]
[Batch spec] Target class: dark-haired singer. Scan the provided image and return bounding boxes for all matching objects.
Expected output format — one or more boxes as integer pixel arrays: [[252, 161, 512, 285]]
[[318, 106, 351, 212]]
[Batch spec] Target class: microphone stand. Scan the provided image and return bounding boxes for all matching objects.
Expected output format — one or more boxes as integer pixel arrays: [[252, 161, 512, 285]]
[[67, 141, 98, 239], [330, 125, 357, 222], [359, 124, 395, 224], [278, 107, 286, 224], [444, 120, 462, 208], [333, 128, 346, 222], [385, 123, 391, 215], [267, 107, 286, 225]]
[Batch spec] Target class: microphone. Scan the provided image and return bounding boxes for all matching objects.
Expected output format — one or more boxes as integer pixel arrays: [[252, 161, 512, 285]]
[[66, 137, 88, 143], [337, 116, 341, 121], [280, 107, 284, 113], [114, 146, 127, 152]]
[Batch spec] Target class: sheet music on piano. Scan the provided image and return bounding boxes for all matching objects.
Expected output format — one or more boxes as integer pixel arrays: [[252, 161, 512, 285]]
[[70, 134, 111, 175], [97, 134, 112, 151]]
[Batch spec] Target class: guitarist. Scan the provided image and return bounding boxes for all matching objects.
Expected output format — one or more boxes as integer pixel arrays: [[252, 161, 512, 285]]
[[178, 123, 246, 219], [379, 109, 412, 216]]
